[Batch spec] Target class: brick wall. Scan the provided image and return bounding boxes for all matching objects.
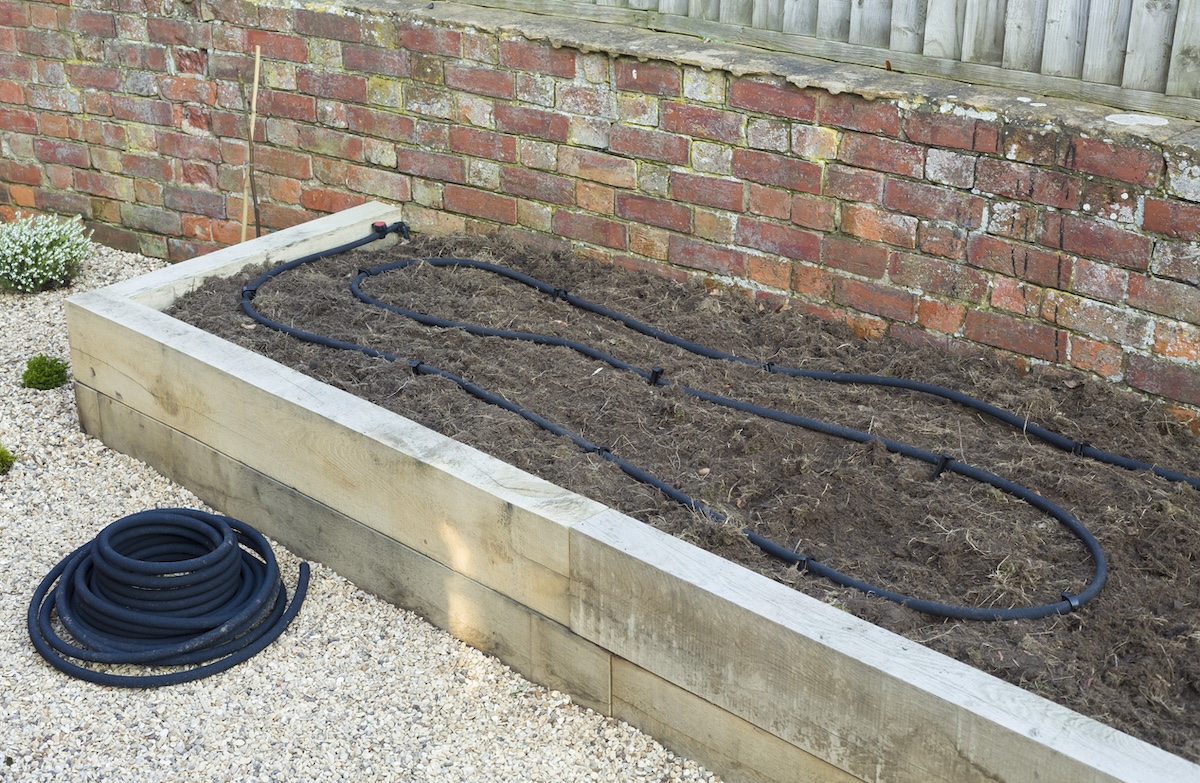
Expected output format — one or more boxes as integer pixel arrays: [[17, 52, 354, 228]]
[[3, 0, 1200, 418]]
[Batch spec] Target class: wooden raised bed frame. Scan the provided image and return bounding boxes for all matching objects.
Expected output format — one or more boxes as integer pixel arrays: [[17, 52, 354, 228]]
[[66, 203, 1199, 783]]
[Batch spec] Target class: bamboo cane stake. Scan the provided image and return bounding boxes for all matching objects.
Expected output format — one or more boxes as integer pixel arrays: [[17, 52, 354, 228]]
[[240, 46, 262, 243]]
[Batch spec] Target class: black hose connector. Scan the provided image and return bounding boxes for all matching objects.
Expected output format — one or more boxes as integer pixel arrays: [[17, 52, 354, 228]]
[[28, 508, 309, 688]]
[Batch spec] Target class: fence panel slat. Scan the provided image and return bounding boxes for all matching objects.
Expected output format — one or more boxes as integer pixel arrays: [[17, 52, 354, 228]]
[[1122, 0, 1178, 90], [1081, 0, 1132, 84], [782, 0, 820, 32], [628, 0, 659, 8], [849, 0, 894, 46], [660, 0, 690, 12], [1003, 0, 1048, 70], [721, 0, 755, 21], [962, 0, 1009, 64], [1166, 0, 1200, 96], [891, 0, 927, 52], [817, 0, 853, 39], [923, 0, 966, 58], [1041, 0, 1090, 75], [752, 0, 786, 29]]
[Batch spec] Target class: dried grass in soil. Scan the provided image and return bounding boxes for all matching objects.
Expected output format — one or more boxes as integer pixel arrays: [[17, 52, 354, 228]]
[[169, 234, 1200, 763]]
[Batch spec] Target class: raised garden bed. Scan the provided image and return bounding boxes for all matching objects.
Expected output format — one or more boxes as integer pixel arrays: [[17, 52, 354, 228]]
[[66, 203, 1200, 783]]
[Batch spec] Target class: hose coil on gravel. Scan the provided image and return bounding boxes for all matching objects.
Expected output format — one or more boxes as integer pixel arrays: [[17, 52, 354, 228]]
[[28, 508, 309, 688]]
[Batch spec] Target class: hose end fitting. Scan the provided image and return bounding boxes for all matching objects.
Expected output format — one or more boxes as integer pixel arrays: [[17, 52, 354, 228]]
[[649, 367, 664, 386], [372, 221, 388, 235], [1061, 591, 1081, 611], [930, 453, 953, 481], [409, 360, 424, 376], [1071, 440, 1090, 457], [241, 285, 257, 301]]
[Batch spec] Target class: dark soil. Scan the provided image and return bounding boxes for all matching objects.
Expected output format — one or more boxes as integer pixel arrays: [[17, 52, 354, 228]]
[[169, 233, 1200, 762]]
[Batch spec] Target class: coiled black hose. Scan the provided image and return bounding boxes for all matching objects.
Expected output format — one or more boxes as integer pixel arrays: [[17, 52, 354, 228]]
[[237, 220, 1200, 620], [28, 508, 309, 687]]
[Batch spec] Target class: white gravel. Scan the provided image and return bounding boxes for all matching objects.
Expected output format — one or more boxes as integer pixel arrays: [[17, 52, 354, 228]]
[[0, 245, 720, 783]]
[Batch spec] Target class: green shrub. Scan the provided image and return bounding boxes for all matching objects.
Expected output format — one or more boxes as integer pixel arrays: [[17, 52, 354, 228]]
[[22, 354, 70, 390], [0, 444, 14, 475], [0, 213, 91, 294]]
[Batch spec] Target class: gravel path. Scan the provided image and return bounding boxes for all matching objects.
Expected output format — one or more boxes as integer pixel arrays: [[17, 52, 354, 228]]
[[0, 245, 720, 783]]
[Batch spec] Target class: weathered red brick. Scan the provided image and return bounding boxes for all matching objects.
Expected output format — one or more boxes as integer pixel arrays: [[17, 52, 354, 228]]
[[731, 148, 821, 194], [999, 123, 1061, 165], [662, 102, 743, 144], [747, 185, 790, 219], [297, 70, 367, 103], [64, 63, 120, 91], [976, 158, 1080, 209], [890, 252, 988, 301], [917, 221, 969, 260], [33, 138, 89, 168], [1040, 213, 1151, 271], [255, 147, 313, 179], [113, 96, 175, 126], [1067, 335, 1124, 379], [1069, 257, 1128, 303], [159, 75, 217, 105], [295, 9, 361, 42], [121, 154, 173, 182], [834, 278, 917, 321], [668, 234, 747, 276], [841, 203, 918, 248], [670, 171, 744, 212], [968, 234, 1072, 288], [1128, 274, 1200, 325], [886, 180, 986, 233], [0, 1, 29, 27], [396, 147, 465, 183], [346, 105, 414, 141], [1043, 290, 1151, 346], [258, 91, 317, 123], [297, 126, 364, 162], [499, 39, 576, 78], [1150, 238, 1200, 286], [615, 192, 692, 233], [904, 110, 1000, 153], [824, 164, 884, 203], [494, 104, 569, 143], [609, 125, 689, 166], [343, 44, 409, 77], [147, 17, 208, 47], [399, 24, 461, 56], [500, 166, 575, 205], [728, 78, 816, 121], [963, 310, 1065, 361], [1144, 198, 1200, 242], [300, 188, 366, 214], [837, 132, 923, 178], [1127, 354, 1200, 406], [164, 186, 226, 219], [553, 210, 627, 248], [156, 130, 221, 162], [445, 62, 514, 100], [0, 161, 43, 186], [736, 217, 820, 261], [790, 193, 836, 231], [559, 147, 636, 188], [449, 126, 518, 163], [987, 201, 1042, 242], [246, 30, 307, 63], [443, 184, 517, 224], [916, 298, 967, 334], [614, 59, 680, 96], [820, 93, 901, 136], [1065, 136, 1163, 188], [820, 235, 889, 278]]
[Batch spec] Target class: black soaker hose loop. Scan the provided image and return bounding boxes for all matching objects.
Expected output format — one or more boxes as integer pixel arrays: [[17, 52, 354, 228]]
[[239, 226, 1153, 619], [28, 508, 309, 687]]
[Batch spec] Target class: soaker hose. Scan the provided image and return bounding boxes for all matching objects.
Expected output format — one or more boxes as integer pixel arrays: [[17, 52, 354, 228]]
[[239, 221, 1189, 619], [28, 508, 309, 687]]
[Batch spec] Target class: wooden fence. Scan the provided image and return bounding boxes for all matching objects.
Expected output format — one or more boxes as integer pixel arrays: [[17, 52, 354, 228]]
[[461, 0, 1200, 117]]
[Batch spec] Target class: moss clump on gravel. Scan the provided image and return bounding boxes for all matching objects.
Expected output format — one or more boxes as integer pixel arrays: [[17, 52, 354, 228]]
[[22, 354, 70, 390], [0, 443, 14, 475], [0, 213, 91, 294]]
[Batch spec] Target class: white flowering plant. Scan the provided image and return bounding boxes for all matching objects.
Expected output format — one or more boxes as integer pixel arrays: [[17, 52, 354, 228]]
[[0, 213, 92, 294]]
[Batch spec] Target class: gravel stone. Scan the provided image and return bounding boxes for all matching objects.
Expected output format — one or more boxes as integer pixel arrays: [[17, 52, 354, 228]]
[[0, 244, 721, 783]]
